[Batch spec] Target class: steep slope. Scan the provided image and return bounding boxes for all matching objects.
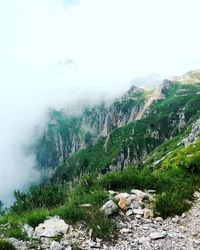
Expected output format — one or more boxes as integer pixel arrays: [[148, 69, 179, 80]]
[[52, 81, 200, 183], [33, 86, 147, 170]]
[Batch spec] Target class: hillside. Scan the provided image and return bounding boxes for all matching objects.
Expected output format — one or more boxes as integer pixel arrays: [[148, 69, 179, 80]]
[[0, 73, 200, 249]]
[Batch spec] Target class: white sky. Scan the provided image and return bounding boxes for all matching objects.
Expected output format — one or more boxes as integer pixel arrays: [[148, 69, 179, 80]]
[[0, 0, 200, 205]]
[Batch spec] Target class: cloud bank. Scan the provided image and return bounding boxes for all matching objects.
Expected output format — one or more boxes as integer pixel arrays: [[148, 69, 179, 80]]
[[0, 0, 200, 205]]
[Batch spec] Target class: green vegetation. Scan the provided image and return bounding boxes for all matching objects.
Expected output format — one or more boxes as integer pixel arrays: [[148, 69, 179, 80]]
[[1, 139, 200, 238], [1, 81, 200, 241], [0, 240, 16, 250]]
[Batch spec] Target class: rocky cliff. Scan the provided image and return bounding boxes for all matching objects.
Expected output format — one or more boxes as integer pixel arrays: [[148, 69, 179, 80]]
[[33, 85, 147, 170], [33, 78, 200, 179]]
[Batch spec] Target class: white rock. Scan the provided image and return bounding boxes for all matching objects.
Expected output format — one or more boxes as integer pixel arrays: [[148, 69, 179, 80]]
[[23, 224, 34, 238], [126, 210, 133, 216], [133, 209, 144, 215], [34, 217, 69, 238], [114, 193, 130, 201], [50, 241, 63, 250], [100, 200, 118, 216], [79, 204, 92, 208], [8, 238, 27, 250], [138, 236, 151, 244], [155, 217, 163, 222], [120, 228, 131, 234], [108, 190, 118, 196], [130, 189, 148, 199], [149, 231, 167, 240]]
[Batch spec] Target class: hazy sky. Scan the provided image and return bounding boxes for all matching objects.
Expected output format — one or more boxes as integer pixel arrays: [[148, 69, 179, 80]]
[[0, 0, 200, 205]]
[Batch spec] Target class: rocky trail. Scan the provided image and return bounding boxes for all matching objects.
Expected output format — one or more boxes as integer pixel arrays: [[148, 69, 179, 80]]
[[3, 190, 200, 250], [103, 191, 200, 250]]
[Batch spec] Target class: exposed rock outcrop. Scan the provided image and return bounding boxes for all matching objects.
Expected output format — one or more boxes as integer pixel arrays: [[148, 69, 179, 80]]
[[183, 118, 200, 146]]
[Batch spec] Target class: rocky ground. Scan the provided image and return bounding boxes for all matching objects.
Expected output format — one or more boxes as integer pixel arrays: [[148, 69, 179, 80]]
[[102, 191, 200, 250], [2, 190, 200, 250]]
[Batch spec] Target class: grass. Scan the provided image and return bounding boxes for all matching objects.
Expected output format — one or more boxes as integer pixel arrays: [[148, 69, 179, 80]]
[[0, 240, 16, 250], [154, 191, 192, 218]]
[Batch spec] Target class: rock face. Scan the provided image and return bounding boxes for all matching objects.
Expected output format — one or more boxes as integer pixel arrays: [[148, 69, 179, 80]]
[[34, 81, 175, 171], [33, 86, 146, 170], [183, 118, 200, 146]]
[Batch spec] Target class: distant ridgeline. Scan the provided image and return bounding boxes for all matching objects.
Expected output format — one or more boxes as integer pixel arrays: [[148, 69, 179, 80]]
[[32, 70, 200, 183]]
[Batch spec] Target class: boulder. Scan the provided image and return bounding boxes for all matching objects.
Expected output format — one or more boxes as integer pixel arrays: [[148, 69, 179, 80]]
[[100, 200, 118, 216], [34, 216, 69, 238], [130, 189, 149, 200]]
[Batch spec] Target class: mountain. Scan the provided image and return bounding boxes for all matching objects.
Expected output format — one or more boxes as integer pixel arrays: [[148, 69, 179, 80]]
[[1, 71, 200, 249], [32, 76, 200, 182]]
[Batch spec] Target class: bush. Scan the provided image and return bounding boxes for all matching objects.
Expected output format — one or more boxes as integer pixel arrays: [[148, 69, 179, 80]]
[[184, 153, 200, 173], [0, 240, 16, 250], [0, 226, 28, 241], [11, 183, 66, 213], [24, 209, 49, 228], [154, 191, 192, 218]]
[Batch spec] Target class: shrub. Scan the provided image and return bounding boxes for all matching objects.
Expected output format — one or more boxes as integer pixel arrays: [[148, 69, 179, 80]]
[[24, 209, 49, 228], [154, 191, 192, 218], [11, 183, 66, 213], [184, 153, 200, 173], [0, 240, 16, 250]]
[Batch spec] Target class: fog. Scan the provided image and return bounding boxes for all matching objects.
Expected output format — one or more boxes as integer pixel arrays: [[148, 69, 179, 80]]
[[0, 0, 200, 206]]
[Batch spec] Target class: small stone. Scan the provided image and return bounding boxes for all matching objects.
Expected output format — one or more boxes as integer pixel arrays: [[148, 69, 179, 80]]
[[138, 236, 151, 244], [118, 198, 128, 210], [182, 213, 186, 218], [144, 219, 152, 223], [155, 217, 163, 222], [130, 189, 149, 199], [100, 200, 118, 216], [172, 216, 179, 223], [147, 190, 156, 193], [126, 209, 133, 216], [23, 224, 34, 238], [89, 228, 93, 238], [120, 228, 131, 234], [149, 231, 166, 240], [50, 241, 63, 250], [133, 209, 144, 215], [80, 204, 92, 208], [143, 209, 154, 219], [114, 193, 130, 201], [108, 190, 118, 196]]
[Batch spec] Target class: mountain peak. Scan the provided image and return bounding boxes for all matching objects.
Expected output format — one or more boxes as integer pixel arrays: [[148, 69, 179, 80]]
[[173, 69, 200, 84], [122, 84, 144, 101]]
